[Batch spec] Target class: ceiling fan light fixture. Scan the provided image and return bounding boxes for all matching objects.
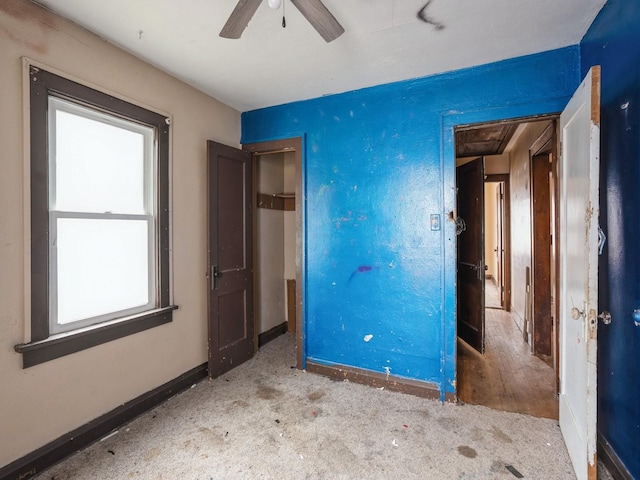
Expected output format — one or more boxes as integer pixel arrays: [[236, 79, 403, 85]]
[[220, 0, 344, 42]]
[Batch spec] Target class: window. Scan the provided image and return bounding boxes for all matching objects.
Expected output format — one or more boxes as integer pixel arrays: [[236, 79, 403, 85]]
[[16, 66, 176, 368]]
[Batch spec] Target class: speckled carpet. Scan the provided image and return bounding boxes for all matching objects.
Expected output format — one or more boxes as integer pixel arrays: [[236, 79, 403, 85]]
[[38, 333, 588, 480]]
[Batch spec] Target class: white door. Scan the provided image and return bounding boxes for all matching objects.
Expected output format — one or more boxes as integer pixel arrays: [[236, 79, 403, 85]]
[[558, 66, 601, 480]]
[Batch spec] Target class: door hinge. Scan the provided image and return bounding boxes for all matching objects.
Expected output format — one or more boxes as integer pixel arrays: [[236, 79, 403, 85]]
[[598, 226, 607, 255]]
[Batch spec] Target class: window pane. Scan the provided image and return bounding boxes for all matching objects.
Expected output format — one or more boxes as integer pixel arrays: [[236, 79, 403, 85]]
[[53, 103, 151, 214], [56, 218, 153, 325]]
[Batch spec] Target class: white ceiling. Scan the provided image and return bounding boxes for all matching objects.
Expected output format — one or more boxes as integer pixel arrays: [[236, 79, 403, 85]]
[[34, 0, 606, 112]]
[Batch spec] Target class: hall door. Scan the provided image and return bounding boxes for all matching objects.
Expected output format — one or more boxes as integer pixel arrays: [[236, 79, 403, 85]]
[[207, 140, 255, 378], [558, 66, 601, 480], [456, 157, 486, 353]]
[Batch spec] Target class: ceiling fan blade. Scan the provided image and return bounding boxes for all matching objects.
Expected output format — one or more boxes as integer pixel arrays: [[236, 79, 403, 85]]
[[290, 0, 344, 43], [220, 0, 262, 39]]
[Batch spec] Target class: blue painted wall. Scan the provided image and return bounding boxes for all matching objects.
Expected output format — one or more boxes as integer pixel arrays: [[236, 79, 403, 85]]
[[581, 0, 640, 476], [242, 47, 580, 399]]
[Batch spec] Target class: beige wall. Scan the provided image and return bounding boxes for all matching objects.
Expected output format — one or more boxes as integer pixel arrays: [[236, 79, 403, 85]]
[[484, 183, 499, 279], [255, 151, 297, 333], [508, 120, 550, 333], [283, 152, 296, 281], [0, 0, 240, 467], [256, 154, 286, 333]]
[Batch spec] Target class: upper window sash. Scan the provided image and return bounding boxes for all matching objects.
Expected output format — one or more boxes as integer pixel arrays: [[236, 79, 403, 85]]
[[47, 96, 157, 216]]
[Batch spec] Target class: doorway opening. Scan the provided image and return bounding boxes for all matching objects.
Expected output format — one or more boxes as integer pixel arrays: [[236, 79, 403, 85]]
[[484, 175, 509, 311], [455, 116, 559, 419], [243, 138, 304, 369]]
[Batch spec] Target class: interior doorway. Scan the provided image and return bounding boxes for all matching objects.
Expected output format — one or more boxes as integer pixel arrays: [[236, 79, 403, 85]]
[[243, 138, 304, 368], [484, 176, 510, 311], [455, 116, 559, 419], [254, 152, 296, 338]]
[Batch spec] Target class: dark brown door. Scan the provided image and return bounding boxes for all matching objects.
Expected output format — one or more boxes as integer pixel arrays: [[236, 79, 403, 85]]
[[531, 153, 552, 356], [456, 157, 486, 353], [207, 140, 254, 378]]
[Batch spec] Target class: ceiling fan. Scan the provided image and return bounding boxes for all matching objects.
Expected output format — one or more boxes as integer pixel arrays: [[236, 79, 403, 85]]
[[220, 0, 344, 43]]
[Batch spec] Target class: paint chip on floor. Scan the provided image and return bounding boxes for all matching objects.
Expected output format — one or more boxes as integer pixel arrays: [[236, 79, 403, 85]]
[[505, 465, 524, 478], [100, 430, 119, 442], [364, 334, 373, 342]]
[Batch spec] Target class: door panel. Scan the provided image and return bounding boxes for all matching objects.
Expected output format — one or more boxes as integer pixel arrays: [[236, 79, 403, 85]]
[[531, 153, 553, 356], [207, 140, 254, 378], [558, 66, 600, 480], [456, 157, 486, 353]]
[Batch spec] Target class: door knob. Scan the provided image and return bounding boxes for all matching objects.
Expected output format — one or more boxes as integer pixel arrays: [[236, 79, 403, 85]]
[[598, 311, 612, 325], [570, 307, 585, 320]]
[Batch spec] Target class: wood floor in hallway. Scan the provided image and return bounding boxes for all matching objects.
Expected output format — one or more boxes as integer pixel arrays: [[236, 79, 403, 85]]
[[456, 306, 558, 420]]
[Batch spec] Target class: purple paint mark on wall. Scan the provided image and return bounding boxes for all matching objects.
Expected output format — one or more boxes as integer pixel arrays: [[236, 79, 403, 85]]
[[348, 265, 378, 282]]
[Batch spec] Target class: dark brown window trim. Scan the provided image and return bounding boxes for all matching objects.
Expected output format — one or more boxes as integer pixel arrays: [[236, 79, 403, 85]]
[[19, 64, 174, 367], [15, 306, 178, 368]]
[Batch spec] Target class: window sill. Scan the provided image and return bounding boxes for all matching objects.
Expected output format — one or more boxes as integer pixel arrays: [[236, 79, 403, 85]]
[[15, 305, 178, 368]]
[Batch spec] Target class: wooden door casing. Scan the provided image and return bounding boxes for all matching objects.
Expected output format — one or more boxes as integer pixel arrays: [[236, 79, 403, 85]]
[[495, 183, 504, 307], [243, 137, 304, 369], [531, 153, 553, 356]]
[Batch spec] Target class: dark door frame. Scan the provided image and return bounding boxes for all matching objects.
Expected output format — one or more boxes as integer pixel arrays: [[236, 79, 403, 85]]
[[529, 122, 558, 359], [485, 174, 511, 312], [242, 137, 304, 369]]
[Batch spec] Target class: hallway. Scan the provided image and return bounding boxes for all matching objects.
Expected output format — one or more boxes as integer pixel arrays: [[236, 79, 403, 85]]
[[457, 283, 558, 419]]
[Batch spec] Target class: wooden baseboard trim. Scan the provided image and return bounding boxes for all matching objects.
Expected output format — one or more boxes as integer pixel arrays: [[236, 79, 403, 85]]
[[306, 360, 451, 402], [0, 363, 208, 480], [598, 432, 633, 480], [258, 322, 287, 347]]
